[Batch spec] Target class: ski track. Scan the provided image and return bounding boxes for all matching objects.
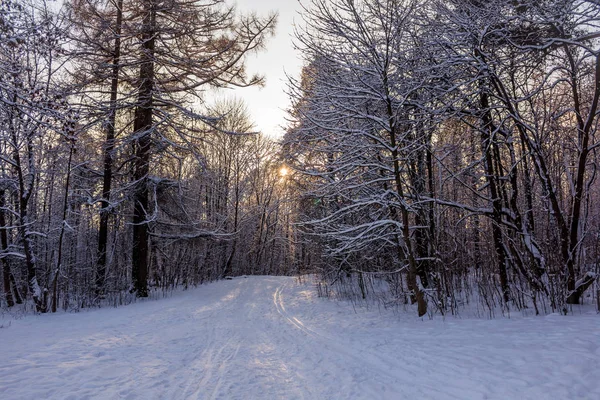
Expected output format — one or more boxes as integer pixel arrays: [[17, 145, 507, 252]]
[[1, 276, 599, 400]]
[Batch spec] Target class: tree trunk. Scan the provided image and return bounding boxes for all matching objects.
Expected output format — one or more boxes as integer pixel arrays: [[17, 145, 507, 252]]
[[565, 52, 600, 304], [131, 0, 156, 297], [480, 90, 510, 305], [96, 0, 124, 294], [0, 189, 15, 307], [52, 142, 75, 312], [385, 102, 427, 316]]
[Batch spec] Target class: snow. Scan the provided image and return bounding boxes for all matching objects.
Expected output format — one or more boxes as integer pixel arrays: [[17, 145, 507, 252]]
[[1, 276, 599, 399]]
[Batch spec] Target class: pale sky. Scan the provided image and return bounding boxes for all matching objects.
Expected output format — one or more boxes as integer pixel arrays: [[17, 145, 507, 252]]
[[223, 0, 304, 138]]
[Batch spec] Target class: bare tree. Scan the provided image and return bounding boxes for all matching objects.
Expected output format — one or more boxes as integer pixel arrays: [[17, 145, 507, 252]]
[[286, 0, 429, 315], [0, 0, 67, 311]]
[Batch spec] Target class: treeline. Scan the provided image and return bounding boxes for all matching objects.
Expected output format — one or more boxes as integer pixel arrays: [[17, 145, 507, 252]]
[[284, 0, 600, 316], [0, 0, 296, 313]]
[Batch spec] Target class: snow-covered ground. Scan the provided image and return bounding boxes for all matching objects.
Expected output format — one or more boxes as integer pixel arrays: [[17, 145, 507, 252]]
[[1, 276, 599, 400]]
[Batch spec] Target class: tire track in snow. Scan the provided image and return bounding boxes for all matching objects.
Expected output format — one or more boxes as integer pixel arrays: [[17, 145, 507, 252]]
[[175, 277, 312, 400], [208, 338, 242, 400], [162, 280, 247, 399]]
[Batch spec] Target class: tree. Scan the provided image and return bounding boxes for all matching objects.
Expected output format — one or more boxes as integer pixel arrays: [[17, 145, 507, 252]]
[[65, 0, 127, 295], [287, 0, 428, 316], [126, 0, 275, 296], [0, 0, 67, 311]]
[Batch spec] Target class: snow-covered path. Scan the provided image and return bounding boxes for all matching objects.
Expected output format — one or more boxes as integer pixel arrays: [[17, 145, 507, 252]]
[[1, 276, 599, 400]]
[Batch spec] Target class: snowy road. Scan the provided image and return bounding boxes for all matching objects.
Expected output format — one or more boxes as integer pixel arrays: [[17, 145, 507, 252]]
[[1, 276, 599, 400]]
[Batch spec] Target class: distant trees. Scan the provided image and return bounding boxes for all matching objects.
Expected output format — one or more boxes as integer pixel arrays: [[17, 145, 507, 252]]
[[191, 99, 295, 277], [285, 0, 600, 315]]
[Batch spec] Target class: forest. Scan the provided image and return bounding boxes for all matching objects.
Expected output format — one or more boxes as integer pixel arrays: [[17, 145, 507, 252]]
[[1, 0, 600, 318]]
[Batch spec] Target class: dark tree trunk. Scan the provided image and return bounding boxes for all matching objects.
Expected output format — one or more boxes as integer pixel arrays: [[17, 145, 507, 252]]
[[96, 0, 124, 294], [131, 0, 156, 297], [480, 90, 510, 305], [565, 52, 600, 304], [385, 102, 426, 316], [51, 143, 75, 312]]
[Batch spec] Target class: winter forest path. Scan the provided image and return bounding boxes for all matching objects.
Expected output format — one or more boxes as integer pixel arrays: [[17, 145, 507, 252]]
[[1, 276, 599, 399]]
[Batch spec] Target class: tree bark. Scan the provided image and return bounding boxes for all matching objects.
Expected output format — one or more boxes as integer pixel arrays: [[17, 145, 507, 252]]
[[131, 0, 156, 297], [96, 0, 124, 294]]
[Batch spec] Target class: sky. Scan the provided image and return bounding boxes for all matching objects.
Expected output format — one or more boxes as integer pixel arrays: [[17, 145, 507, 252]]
[[222, 0, 304, 138]]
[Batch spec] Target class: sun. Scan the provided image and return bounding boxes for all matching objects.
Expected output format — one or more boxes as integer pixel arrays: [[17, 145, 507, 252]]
[[279, 166, 289, 177]]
